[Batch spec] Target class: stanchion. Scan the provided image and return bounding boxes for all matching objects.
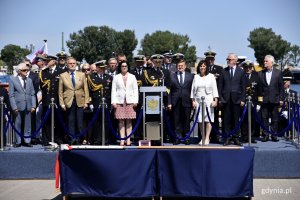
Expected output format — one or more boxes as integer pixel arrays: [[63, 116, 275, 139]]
[[286, 92, 291, 139], [247, 96, 252, 146], [291, 93, 295, 142], [51, 98, 55, 144], [45, 98, 57, 151], [201, 96, 205, 146], [297, 94, 300, 148], [101, 93, 106, 146], [0, 97, 4, 151]]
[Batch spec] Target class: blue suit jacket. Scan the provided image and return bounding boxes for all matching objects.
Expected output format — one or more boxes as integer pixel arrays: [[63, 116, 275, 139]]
[[9, 75, 36, 111], [168, 71, 194, 107]]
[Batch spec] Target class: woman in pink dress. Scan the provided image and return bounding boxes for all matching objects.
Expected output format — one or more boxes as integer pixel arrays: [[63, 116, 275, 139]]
[[111, 61, 139, 146]]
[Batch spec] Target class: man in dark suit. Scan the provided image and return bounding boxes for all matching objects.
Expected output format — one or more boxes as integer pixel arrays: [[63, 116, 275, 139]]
[[258, 55, 284, 142], [87, 60, 113, 145], [168, 59, 194, 145], [9, 63, 36, 147], [218, 53, 246, 146]]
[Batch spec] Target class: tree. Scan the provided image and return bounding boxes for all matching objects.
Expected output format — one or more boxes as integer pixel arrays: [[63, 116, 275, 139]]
[[67, 26, 138, 64], [0, 44, 30, 69], [248, 27, 291, 68], [139, 31, 197, 63], [288, 45, 300, 66]]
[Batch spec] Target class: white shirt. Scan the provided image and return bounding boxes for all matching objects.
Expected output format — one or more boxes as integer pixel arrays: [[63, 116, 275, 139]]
[[177, 71, 185, 84], [266, 69, 272, 85]]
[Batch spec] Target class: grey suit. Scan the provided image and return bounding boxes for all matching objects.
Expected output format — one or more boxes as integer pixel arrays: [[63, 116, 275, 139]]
[[9, 75, 36, 145]]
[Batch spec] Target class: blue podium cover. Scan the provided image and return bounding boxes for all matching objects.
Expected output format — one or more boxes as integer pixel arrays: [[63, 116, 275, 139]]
[[157, 148, 254, 197], [59, 149, 157, 197], [59, 147, 254, 198]]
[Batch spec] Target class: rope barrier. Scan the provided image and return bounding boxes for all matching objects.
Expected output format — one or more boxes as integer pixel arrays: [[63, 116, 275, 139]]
[[163, 106, 200, 140], [206, 104, 247, 138], [56, 104, 100, 139], [252, 103, 298, 136], [105, 107, 143, 140], [5, 106, 51, 139]]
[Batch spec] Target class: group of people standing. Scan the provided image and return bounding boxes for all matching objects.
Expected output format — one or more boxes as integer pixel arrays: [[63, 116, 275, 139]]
[[2, 49, 288, 148]]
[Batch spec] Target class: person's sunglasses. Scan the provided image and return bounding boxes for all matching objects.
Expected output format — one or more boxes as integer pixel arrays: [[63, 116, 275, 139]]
[[20, 69, 29, 72], [82, 68, 91, 72]]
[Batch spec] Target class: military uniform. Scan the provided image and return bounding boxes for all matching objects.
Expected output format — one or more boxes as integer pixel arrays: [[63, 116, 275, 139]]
[[241, 61, 260, 143], [87, 60, 113, 145], [204, 51, 223, 143], [40, 56, 66, 145], [56, 51, 68, 72], [145, 54, 171, 143]]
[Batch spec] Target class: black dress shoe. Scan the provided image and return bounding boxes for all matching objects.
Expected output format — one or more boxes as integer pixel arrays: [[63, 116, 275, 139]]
[[14, 143, 22, 148], [233, 139, 243, 146], [271, 136, 279, 142], [223, 138, 231, 146], [173, 139, 180, 145], [23, 143, 33, 147], [261, 137, 269, 142], [185, 139, 190, 145]]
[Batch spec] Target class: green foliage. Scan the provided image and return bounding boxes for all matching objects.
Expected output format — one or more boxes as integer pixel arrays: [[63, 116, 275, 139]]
[[0, 44, 30, 68], [288, 45, 300, 66], [139, 31, 197, 63], [66, 26, 138, 64], [248, 27, 291, 67]]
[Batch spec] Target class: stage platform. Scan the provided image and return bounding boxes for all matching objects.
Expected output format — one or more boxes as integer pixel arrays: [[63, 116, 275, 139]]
[[0, 138, 299, 180]]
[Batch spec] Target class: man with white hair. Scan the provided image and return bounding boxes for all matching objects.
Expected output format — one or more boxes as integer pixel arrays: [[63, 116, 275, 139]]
[[258, 55, 284, 142], [9, 63, 36, 147]]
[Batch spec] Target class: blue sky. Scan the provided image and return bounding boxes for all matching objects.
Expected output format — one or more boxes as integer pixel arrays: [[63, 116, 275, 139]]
[[0, 0, 299, 65]]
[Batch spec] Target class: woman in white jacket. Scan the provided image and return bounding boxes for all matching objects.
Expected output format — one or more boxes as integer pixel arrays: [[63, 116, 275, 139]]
[[111, 61, 139, 146], [191, 60, 219, 145]]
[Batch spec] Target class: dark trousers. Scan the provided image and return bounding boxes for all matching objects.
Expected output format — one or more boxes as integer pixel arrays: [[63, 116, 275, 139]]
[[173, 99, 191, 138], [67, 101, 84, 142], [261, 103, 279, 137], [42, 106, 64, 144], [223, 101, 242, 138]]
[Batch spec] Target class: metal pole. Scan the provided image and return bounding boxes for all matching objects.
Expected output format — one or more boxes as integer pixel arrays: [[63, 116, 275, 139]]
[[201, 96, 205, 146], [247, 96, 252, 146], [291, 93, 295, 142], [161, 91, 164, 146], [297, 94, 300, 148], [50, 98, 55, 144], [143, 92, 145, 140], [102, 97, 106, 146], [0, 97, 4, 151], [286, 92, 291, 140]]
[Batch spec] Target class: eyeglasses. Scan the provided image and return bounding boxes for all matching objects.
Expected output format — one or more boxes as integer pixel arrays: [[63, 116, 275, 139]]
[[82, 68, 91, 72], [26, 64, 31, 67], [226, 58, 234, 61], [20, 69, 29, 72]]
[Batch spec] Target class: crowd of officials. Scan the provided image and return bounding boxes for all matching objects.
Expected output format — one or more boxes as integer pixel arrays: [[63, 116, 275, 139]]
[[0, 50, 295, 148]]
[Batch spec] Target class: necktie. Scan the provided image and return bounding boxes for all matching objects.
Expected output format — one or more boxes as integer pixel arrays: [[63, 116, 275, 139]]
[[179, 72, 183, 86], [230, 68, 233, 79], [71, 72, 75, 87], [22, 77, 27, 89]]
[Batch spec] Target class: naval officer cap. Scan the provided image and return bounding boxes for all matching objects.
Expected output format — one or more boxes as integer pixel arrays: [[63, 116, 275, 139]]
[[56, 51, 68, 58], [151, 54, 164, 60], [204, 51, 216, 58], [95, 60, 107, 68], [172, 53, 185, 60], [134, 55, 145, 62]]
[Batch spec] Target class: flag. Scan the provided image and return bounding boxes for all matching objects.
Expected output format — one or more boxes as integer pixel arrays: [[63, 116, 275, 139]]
[[26, 42, 48, 63]]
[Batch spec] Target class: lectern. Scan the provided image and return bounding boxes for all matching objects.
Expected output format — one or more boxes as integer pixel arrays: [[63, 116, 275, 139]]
[[139, 86, 167, 145]]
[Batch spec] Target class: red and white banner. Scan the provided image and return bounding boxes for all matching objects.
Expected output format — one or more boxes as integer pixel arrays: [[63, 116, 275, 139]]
[[26, 42, 48, 63]]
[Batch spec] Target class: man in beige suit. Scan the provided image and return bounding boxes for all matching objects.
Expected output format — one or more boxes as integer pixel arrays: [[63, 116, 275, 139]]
[[59, 57, 89, 144]]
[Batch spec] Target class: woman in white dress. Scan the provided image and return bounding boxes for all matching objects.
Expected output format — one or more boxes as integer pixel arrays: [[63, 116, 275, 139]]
[[191, 60, 219, 145]]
